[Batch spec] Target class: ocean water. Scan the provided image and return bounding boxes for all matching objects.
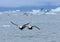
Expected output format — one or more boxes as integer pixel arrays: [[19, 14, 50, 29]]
[[0, 13, 60, 42]]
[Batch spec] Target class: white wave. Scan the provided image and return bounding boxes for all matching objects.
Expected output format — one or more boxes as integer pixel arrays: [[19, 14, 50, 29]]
[[1, 8, 60, 15], [51, 7, 60, 12], [29, 9, 58, 15], [2, 10, 20, 14], [2, 25, 11, 27], [49, 7, 60, 14], [32, 10, 40, 13], [45, 12, 56, 15], [31, 8, 60, 15], [16, 10, 20, 12], [0, 12, 3, 15]]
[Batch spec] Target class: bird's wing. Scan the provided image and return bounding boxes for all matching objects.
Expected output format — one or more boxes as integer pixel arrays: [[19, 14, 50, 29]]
[[23, 23, 30, 26], [32, 26, 40, 30], [10, 21, 18, 27]]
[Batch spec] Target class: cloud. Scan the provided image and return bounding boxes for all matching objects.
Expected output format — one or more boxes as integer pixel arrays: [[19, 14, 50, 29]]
[[0, 0, 60, 7]]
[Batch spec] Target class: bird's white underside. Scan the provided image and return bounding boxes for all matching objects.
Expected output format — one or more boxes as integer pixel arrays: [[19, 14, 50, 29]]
[[29, 26, 32, 28], [19, 26, 22, 28]]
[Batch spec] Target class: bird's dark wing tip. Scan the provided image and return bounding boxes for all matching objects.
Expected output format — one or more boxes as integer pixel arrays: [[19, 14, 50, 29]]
[[33, 26, 40, 30]]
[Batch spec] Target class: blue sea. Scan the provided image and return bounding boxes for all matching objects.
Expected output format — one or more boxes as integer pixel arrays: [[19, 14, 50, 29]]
[[0, 9, 60, 42]]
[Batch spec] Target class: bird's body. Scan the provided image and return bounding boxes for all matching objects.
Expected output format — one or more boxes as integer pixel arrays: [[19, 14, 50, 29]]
[[28, 25, 40, 30], [28, 26, 33, 30]]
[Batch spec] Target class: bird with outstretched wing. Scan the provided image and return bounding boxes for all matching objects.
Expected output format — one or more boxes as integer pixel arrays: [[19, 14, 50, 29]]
[[28, 25, 40, 30], [10, 21, 30, 30]]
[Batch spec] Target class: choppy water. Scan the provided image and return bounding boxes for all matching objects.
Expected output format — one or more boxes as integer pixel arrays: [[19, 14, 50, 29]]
[[0, 13, 60, 42]]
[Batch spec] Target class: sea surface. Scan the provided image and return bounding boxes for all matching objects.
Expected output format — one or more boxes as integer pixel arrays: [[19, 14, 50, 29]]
[[0, 12, 60, 42]]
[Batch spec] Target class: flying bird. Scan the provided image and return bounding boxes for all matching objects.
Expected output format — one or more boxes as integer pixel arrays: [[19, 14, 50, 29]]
[[28, 25, 40, 30], [10, 21, 29, 30]]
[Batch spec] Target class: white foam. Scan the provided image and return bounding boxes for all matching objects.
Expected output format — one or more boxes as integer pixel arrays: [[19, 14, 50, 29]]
[[46, 12, 56, 15], [16, 10, 20, 12], [0, 12, 3, 15], [51, 7, 60, 12], [2, 25, 11, 27]]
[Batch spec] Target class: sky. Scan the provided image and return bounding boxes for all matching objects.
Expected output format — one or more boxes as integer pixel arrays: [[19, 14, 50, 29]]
[[0, 0, 60, 7]]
